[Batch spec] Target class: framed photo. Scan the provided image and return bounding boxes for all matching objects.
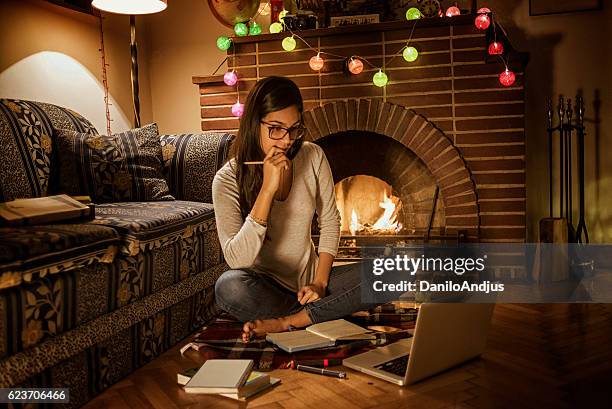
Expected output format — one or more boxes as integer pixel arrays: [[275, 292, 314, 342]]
[[529, 0, 602, 16]]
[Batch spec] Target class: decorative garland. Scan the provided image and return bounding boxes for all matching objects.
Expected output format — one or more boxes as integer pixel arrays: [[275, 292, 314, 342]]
[[213, 4, 516, 117]]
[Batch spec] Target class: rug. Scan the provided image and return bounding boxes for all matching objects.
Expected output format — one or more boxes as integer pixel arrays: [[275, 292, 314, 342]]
[[181, 303, 418, 370]]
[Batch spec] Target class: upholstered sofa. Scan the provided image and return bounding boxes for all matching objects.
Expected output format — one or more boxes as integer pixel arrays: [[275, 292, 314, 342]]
[[0, 99, 232, 407]]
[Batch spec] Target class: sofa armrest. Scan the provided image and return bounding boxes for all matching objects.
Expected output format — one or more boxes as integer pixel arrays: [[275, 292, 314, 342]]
[[160, 132, 234, 203]]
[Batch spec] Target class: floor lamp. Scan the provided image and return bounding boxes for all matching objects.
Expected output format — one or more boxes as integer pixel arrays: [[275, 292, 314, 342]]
[[91, 0, 168, 128]]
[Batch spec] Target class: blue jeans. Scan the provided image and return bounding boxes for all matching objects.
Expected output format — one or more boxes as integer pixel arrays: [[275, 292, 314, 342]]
[[214, 262, 375, 324]]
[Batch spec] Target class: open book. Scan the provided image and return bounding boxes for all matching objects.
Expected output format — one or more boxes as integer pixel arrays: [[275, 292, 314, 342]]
[[266, 319, 373, 353]]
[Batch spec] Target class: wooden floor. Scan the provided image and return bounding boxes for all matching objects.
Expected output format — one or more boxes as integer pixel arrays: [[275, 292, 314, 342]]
[[83, 304, 612, 409]]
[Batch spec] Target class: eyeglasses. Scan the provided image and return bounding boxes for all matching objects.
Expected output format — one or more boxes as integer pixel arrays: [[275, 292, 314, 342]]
[[261, 120, 306, 141]]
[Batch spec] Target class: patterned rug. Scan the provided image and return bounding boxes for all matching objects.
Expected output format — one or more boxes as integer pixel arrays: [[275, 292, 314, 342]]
[[182, 303, 419, 370]]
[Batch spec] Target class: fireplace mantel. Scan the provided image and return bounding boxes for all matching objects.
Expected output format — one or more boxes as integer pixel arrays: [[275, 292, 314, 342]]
[[194, 16, 528, 243]]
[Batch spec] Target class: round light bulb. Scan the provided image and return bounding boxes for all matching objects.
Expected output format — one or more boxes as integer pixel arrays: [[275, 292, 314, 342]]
[[499, 69, 516, 87], [279, 9, 288, 23], [402, 46, 419, 62], [488, 41, 504, 55], [373, 70, 388, 87], [269, 22, 283, 33], [249, 21, 262, 35], [406, 7, 421, 20], [445, 6, 460, 17], [477, 7, 491, 13], [475, 13, 490, 30], [309, 54, 325, 71], [216, 36, 232, 51], [234, 22, 248, 37], [282, 36, 296, 51], [231, 101, 244, 117], [223, 71, 238, 86], [348, 58, 364, 75]]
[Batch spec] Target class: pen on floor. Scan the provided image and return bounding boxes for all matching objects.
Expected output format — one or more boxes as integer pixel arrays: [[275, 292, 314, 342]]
[[288, 359, 343, 369], [296, 364, 347, 379]]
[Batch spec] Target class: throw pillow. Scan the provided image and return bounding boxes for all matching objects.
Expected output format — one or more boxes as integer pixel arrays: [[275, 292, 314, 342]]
[[55, 123, 174, 202]]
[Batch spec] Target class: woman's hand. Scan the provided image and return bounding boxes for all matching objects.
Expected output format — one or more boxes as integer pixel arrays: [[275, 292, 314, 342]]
[[261, 146, 289, 196], [297, 282, 326, 305]]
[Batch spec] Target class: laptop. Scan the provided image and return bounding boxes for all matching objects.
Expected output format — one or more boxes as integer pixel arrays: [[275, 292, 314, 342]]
[[342, 303, 495, 385]]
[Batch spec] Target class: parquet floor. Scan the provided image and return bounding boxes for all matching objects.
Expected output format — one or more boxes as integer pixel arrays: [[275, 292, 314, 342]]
[[83, 304, 612, 409]]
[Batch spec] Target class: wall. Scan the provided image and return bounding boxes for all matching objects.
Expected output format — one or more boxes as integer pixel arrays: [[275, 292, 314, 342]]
[[0, 0, 153, 133], [481, 0, 611, 242], [142, 0, 229, 134]]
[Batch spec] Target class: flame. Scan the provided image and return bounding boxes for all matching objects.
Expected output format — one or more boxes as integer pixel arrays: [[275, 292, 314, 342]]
[[348, 190, 402, 235], [372, 190, 402, 232], [350, 208, 360, 236]]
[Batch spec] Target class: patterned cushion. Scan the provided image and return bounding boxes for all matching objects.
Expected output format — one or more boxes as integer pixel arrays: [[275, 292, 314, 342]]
[[0, 99, 97, 201], [160, 132, 233, 203], [91, 201, 221, 308], [55, 123, 174, 203], [0, 223, 119, 289], [92, 201, 214, 243]]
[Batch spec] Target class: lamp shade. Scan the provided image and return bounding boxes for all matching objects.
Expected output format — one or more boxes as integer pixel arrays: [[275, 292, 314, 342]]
[[92, 0, 167, 15]]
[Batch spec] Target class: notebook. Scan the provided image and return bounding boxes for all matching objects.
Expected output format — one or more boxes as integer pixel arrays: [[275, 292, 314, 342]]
[[266, 319, 372, 353], [180, 368, 278, 399], [183, 359, 253, 394]]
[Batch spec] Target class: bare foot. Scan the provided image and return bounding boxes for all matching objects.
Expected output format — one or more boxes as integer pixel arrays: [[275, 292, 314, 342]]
[[242, 318, 289, 342]]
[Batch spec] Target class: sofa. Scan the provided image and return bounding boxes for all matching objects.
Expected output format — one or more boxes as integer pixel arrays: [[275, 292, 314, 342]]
[[0, 98, 232, 407]]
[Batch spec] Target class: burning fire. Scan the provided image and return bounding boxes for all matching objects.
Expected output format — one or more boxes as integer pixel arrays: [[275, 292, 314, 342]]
[[349, 190, 402, 235]]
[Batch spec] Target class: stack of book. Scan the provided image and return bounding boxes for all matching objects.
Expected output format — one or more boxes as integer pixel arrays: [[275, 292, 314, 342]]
[[179, 359, 279, 400]]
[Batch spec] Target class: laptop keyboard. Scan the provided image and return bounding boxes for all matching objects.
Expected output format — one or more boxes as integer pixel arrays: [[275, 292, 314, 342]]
[[374, 355, 409, 376]]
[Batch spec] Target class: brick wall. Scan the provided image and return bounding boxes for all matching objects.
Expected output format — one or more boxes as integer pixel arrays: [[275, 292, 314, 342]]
[[194, 16, 527, 242]]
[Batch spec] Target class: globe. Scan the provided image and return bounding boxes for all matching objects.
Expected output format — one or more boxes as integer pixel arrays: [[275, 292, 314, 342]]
[[207, 0, 260, 27]]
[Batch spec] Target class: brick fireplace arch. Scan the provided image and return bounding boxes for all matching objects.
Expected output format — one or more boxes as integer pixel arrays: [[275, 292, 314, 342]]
[[303, 99, 480, 239]]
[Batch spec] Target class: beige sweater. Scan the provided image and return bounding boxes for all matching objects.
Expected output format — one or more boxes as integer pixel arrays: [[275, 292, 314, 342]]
[[212, 142, 341, 292]]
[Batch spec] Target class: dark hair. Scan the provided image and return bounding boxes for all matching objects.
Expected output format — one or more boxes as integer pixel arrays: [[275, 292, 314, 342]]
[[229, 76, 304, 220]]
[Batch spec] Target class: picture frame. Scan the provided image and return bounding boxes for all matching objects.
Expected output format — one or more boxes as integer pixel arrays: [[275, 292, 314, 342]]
[[529, 0, 602, 16]]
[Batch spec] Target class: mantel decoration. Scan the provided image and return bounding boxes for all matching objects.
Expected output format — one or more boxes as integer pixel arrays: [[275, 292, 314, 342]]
[[208, 1, 518, 117]]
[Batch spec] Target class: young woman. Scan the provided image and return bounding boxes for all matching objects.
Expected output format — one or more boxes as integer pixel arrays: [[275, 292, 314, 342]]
[[212, 76, 372, 341]]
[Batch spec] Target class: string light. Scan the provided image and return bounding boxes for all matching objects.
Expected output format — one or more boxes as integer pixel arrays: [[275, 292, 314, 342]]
[[282, 36, 297, 51], [309, 53, 324, 71], [269, 22, 283, 33], [232, 100, 244, 117], [488, 41, 504, 55], [402, 46, 418, 62], [234, 22, 248, 36], [406, 7, 421, 20], [475, 13, 490, 30], [445, 6, 460, 17], [348, 58, 364, 74], [216, 36, 232, 51], [249, 22, 262, 35], [223, 70, 238, 86], [279, 9, 288, 23], [373, 70, 388, 87], [212, 5, 514, 100], [499, 68, 515, 87]]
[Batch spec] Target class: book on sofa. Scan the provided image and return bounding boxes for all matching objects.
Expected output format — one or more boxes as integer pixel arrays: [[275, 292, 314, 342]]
[[0, 194, 94, 226], [266, 319, 373, 353]]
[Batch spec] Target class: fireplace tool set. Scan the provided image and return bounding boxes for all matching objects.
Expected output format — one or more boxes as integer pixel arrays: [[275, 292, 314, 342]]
[[546, 95, 589, 244]]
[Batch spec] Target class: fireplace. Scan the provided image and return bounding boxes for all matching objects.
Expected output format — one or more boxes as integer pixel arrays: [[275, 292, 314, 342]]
[[193, 15, 528, 245]]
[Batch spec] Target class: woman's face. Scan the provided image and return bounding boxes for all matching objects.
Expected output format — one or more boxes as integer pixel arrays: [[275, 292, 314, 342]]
[[259, 105, 301, 156]]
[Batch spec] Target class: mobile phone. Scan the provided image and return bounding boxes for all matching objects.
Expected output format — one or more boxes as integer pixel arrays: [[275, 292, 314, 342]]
[[286, 138, 303, 160]]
